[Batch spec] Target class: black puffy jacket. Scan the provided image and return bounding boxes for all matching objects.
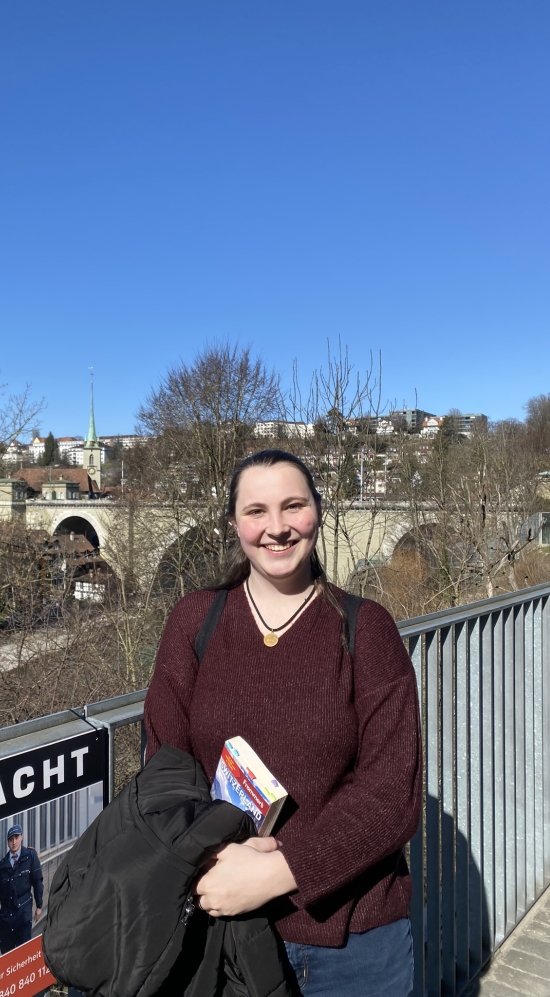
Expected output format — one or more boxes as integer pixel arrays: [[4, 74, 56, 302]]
[[42, 745, 293, 997]]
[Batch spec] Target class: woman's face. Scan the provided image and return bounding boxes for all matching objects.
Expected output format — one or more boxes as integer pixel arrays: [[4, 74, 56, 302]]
[[231, 463, 319, 586]]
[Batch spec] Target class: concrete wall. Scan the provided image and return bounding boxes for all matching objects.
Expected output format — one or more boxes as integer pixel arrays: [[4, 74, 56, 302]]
[[319, 507, 415, 585]]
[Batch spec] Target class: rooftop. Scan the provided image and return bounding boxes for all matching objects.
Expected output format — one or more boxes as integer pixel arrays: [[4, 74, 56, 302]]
[[8, 467, 99, 493]]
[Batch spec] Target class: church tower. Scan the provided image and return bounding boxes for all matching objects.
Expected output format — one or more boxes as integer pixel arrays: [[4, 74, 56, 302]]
[[83, 376, 102, 492]]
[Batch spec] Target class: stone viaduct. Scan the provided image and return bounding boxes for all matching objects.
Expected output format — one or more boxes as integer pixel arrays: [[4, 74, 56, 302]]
[[0, 491, 424, 586]]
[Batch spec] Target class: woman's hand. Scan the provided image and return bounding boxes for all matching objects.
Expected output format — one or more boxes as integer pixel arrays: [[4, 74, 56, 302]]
[[194, 837, 297, 916]]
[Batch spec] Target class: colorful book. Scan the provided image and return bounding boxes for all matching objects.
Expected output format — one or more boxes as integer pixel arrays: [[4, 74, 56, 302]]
[[211, 736, 288, 836]]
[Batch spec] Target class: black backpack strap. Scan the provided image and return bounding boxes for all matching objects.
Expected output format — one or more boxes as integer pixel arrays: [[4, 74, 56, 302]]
[[343, 593, 364, 657], [194, 589, 228, 665]]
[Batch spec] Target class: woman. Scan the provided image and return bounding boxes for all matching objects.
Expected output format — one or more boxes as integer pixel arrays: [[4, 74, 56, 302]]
[[145, 449, 422, 997]]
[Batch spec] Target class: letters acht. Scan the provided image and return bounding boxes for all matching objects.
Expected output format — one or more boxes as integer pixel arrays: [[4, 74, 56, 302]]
[[0, 746, 89, 806]]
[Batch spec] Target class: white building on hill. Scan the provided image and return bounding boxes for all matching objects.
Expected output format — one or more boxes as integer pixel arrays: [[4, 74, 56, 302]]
[[1, 440, 29, 464], [254, 421, 314, 439]]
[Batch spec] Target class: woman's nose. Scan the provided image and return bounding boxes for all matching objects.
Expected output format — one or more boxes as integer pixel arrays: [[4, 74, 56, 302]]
[[266, 511, 290, 536]]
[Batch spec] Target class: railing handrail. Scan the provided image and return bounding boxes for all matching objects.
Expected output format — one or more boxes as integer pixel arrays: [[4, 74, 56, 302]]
[[397, 580, 550, 636], [0, 690, 147, 746], [1, 580, 549, 742], [1, 583, 550, 996], [0, 708, 84, 743]]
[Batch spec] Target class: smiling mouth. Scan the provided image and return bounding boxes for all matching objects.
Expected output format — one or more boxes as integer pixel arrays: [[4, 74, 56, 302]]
[[264, 541, 297, 552]]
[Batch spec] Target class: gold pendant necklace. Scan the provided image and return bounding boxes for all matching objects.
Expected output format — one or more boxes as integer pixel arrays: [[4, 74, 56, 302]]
[[245, 578, 316, 647]]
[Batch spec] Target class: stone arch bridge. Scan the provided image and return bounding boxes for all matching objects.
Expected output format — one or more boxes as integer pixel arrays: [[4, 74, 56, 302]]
[[8, 497, 430, 586]]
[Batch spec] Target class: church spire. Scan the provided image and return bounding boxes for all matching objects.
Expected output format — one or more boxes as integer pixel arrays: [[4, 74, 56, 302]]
[[84, 368, 102, 492], [86, 369, 98, 444]]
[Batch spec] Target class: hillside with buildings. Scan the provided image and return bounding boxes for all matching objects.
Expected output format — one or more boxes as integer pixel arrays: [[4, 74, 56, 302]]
[[0, 345, 549, 738]]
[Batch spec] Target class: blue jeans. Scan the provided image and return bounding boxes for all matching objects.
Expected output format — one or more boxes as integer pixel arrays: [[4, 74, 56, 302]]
[[284, 918, 413, 997]]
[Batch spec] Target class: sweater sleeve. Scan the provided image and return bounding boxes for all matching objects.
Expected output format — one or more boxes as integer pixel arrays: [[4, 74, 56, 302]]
[[281, 600, 422, 910], [144, 591, 215, 760]]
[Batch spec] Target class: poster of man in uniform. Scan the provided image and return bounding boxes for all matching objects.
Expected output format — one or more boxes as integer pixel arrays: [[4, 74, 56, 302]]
[[0, 729, 107, 997], [0, 822, 43, 953]]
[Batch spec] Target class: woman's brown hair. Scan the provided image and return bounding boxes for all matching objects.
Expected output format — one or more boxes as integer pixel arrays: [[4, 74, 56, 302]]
[[216, 449, 347, 632]]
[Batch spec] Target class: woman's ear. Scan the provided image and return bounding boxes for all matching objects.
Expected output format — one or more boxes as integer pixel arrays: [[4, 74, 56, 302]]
[[229, 519, 239, 537]]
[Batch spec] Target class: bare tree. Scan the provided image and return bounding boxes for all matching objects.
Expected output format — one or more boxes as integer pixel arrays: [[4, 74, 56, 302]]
[[391, 419, 541, 605], [0, 382, 44, 452], [133, 343, 281, 587], [98, 499, 185, 688], [286, 341, 393, 585], [524, 393, 550, 459], [0, 514, 159, 727], [0, 522, 49, 633]]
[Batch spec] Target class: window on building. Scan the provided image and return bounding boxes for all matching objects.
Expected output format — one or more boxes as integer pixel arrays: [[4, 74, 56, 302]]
[[27, 808, 36, 847], [67, 795, 74, 839], [59, 796, 65, 842], [8, 813, 24, 837], [51, 490, 56, 500], [49, 799, 57, 847], [542, 514, 550, 546], [40, 805, 47, 851]]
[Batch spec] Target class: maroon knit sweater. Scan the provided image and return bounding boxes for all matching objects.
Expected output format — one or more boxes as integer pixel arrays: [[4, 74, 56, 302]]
[[144, 584, 422, 946]]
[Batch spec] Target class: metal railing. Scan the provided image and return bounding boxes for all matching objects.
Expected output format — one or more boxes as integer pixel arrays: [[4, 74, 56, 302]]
[[399, 581, 550, 997], [1, 582, 549, 995], [0, 691, 147, 817], [85, 689, 147, 800]]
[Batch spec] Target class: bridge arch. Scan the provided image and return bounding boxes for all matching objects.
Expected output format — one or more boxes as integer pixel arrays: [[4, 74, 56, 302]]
[[379, 514, 439, 561], [50, 511, 107, 550], [150, 524, 219, 593]]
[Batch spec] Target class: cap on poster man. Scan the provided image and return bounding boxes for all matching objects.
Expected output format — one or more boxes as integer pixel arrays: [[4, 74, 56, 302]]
[[7, 824, 23, 839]]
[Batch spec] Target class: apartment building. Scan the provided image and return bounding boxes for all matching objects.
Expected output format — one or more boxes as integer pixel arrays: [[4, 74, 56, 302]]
[[253, 421, 314, 439]]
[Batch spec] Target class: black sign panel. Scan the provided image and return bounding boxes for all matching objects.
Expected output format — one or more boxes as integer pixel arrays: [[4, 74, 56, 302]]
[[0, 729, 107, 819]]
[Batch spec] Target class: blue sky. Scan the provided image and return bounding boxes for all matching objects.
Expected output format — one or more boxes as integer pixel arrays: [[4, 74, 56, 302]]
[[1, 1, 549, 438]]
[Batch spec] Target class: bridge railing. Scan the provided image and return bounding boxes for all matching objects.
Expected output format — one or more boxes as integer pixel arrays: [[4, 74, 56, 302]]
[[1, 582, 549, 996], [400, 581, 550, 997]]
